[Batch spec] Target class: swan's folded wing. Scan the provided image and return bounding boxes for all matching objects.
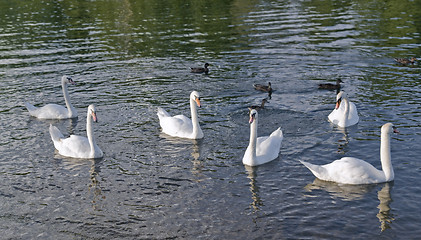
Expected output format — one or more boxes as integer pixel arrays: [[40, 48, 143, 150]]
[[31, 104, 69, 119], [159, 113, 193, 137], [256, 128, 283, 158], [57, 135, 91, 158]]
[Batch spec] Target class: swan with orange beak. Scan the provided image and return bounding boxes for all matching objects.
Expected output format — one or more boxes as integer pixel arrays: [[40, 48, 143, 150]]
[[157, 91, 204, 139], [328, 91, 359, 128]]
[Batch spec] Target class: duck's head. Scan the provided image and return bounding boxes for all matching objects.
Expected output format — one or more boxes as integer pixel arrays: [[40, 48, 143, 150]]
[[190, 91, 201, 108], [88, 104, 98, 122], [62, 75, 76, 85], [204, 63, 210, 68], [336, 78, 343, 84], [249, 109, 258, 124], [411, 57, 418, 62]]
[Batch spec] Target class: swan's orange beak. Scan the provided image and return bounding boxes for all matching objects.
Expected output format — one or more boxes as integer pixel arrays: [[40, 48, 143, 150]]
[[335, 99, 341, 110], [393, 126, 399, 134], [68, 78, 76, 85], [195, 98, 201, 108], [249, 113, 255, 124], [92, 112, 98, 122]]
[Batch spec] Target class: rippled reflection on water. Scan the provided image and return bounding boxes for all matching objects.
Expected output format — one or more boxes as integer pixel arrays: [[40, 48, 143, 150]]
[[1, 0, 421, 239]]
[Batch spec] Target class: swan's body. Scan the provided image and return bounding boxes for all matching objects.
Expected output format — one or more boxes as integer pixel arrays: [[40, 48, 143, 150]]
[[25, 76, 77, 119], [301, 123, 397, 185], [249, 99, 268, 111], [191, 63, 209, 73], [242, 109, 283, 166], [328, 91, 359, 127], [319, 78, 342, 90], [49, 104, 103, 159], [157, 91, 203, 139]]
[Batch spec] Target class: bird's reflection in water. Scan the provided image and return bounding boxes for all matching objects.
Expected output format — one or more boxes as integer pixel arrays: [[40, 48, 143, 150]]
[[244, 165, 263, 212], [304, 178, 375, 201], [305, 179, 394, 231], [377, 182, 394, 232], [57, 156, 105, 212], [190, 140, 204, 182], [335, 127, 349, 154], [89, 158, 105, 212]]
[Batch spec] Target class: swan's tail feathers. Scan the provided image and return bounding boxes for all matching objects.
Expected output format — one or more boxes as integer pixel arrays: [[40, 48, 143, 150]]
[[49, 124, 64, 142], [25, 102, 37, 113], [157, 107, 171, 119], [271, 127, 284, 139], [300, 160, 326, 180]]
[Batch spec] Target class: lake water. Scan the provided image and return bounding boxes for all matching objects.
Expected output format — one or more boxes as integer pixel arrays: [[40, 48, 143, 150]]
[[1, 0, 420, 239]]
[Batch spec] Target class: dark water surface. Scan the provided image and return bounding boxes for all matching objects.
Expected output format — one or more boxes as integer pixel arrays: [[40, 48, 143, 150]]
[[1, 0, 421, 239]]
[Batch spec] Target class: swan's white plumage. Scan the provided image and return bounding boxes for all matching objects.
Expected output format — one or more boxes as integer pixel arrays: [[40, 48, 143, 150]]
[[25, 76, 77, 119], [242, 109, 283, 166], [301, 123, 396, 185], [157, 91, 203, 139], [328, 91, 359, 127], [49, 104, 103, 159]]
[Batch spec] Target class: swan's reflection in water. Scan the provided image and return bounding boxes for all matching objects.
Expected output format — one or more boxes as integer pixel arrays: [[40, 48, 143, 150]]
[[88, 158, 105, 211], [377, 182, 394, 232], [190, 140, 204, 181], [56, 156, 105, 211], [305, 179, 394, 231], [244, 165, 263, 212], [334, 127, 349, 154]]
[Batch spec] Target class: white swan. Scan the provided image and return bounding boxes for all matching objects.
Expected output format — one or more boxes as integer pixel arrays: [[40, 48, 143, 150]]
[[300, 123, 398, 184], [49, 104, 103, 159], [328, 91, 359, 127], [25, 76, 77, 119], [157, 91, 204, 139], [242, 109, 283, 166]]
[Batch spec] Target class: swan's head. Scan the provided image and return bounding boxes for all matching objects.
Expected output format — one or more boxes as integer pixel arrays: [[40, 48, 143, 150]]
[[61, 75, 76, 85], [382, 123, 399, 134], [335, 91, 347, 109], [190, 91, 201, 108], [249, 109, 258, 124], [88, 104, 98, 122]]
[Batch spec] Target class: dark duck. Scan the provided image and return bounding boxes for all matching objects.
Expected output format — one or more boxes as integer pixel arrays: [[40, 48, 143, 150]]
[[249, 99, 268, 111], [191, 63, 209, 73], [394, 57, 417, 65], [318, 78, 343, 91]]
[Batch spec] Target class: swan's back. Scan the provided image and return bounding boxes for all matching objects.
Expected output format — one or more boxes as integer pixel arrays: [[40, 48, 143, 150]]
[[255, 127, 283, 164], [157, 107, 197, 139], [301, 157, 386, 184], [26, 103, 72, 119]]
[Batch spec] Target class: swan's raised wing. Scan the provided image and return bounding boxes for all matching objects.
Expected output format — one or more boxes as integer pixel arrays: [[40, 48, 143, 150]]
[[256, 127, 283, 159]]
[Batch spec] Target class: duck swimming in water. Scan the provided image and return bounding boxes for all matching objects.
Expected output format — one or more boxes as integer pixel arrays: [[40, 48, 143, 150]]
[[394, 57, 417, 65], [318, 78, 343, 91], [249, 99, 268, 111], [191, 63, 209, 73]]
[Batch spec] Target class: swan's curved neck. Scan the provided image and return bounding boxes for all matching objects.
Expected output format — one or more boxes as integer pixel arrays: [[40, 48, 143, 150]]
[[341, 97, 350, 126], [86, 113, 96, 158], [380, 131, 394, 181], [190, 98, 201, 136], [62, 81, 76, 116], [247, 118, 258, 164]]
